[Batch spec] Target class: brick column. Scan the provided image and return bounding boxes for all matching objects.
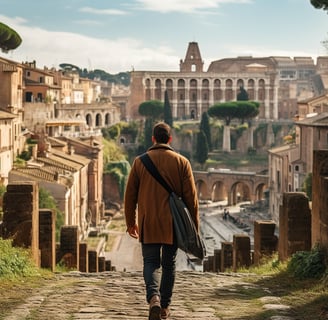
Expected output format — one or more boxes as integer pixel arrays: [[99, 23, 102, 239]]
[[233, 234, 251, 272], [1, 182, 39, 266], [253, 220, 278, 265], [88, 250, 98, 273], [278, 192, 311, 261], [221, 242, 233, 272], [39, 209, 56, 271], [60, 226, 79, 270], [213, 249, 221, 272], [98, 256, 106, 272], [79, 243, 88, 272]]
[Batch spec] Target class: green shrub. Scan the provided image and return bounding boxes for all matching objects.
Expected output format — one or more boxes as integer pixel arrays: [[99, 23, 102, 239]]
[[0, 238, 39, 279], [287, 246, 327, 279]]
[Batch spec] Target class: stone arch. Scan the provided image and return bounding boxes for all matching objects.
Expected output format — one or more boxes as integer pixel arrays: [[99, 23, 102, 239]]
[[237, 79, 244, 88], [155, 79, 162, 100], [214, 79, 222, 102], [225, 79, 233, 101], [255, 182, 267, 202], [166, 79, 174, 100], [177, 79, 186, 119], [196, 179, 210, 200], [189, 79, 198, 118], [202, 79, 210, 109], [95, 113, 102, 127], [247, 79, 255, 100], [86, 114, 92, 128], [166, 78, 173, 88], [211, 181, 227, 202], [105, 113, 111, 126], [258, 79, 266, 101], [145, 78, 151, 100], [230, 181, 251, 205]]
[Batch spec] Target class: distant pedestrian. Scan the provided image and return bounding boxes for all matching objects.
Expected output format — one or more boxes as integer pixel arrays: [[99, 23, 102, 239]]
[[124, 122, 199, 320]]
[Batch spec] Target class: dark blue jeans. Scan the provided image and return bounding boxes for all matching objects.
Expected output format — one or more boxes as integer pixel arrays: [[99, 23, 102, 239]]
[[141, 243, 178, 308]]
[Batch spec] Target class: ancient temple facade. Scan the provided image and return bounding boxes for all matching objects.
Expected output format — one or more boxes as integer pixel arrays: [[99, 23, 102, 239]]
[[128, 42, 321, 122]]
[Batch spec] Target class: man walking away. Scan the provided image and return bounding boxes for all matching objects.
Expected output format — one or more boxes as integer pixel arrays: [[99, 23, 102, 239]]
[[124, 122, 199, 320]]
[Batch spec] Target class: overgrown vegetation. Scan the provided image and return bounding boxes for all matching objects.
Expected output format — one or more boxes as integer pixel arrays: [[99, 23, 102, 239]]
[[0, 238, 40, 279], [287, 245, 327, 279], [104, 161, 131, 199], [302, 172, 313, 201]]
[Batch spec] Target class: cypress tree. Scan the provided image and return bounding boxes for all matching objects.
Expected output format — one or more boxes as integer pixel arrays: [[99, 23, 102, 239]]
[[144, 118, 153, 149], [195, 130, 208, 166], [237, 86, 249, 101], [200, 112, 212, 151], [164, 90, 173, 127]]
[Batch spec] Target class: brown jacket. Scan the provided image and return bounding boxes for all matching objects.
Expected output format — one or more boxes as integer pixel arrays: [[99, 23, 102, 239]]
[[124, 143, 199, 244]]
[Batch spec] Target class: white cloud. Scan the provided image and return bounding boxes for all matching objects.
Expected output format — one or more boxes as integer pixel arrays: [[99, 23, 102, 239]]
[[79, 7, 129, 16], [134, 0, 252, 13], [0, 15, 179, 73]]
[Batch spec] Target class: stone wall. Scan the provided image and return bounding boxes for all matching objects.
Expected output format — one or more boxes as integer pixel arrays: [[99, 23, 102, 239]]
[[0, 182, 39, 266], [312, 150, 328, 250]]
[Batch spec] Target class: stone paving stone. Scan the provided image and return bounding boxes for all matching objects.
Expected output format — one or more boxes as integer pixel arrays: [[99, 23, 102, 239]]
[[2, 271, 299, 320]]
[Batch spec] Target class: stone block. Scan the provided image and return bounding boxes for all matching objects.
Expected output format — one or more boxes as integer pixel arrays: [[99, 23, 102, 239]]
[[254, 220, 278, 265], [221, 242, 233, 272], [233, 234, 251, 272], [60, 226, 79, 269], [279, 192, 311, 261], [79, 243, 88, 273], [39, 209, 56, 271], [98, 256, 106, 272], [88, 250, 98, 273], [213, 249, 221, 272], [105, 260, 112, 271]]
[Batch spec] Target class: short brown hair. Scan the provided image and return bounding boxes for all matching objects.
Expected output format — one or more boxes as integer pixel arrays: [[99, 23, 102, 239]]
[[153, 122, 171, 143]]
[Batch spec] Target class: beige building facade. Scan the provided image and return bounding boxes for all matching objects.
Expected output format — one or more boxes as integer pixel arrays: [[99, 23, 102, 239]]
[[0, 57, 26, 184], [269, 95, 328, 222], [128, 42, 322, 122]]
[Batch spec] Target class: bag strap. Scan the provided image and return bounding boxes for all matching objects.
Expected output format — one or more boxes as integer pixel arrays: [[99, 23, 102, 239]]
[[139, 153, 173, 194]]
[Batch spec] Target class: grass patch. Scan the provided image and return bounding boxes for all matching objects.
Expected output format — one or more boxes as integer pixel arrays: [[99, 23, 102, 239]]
[[0, 238, 53, 318], [225, 251, 328, 319], [0, 238, 41, 279]]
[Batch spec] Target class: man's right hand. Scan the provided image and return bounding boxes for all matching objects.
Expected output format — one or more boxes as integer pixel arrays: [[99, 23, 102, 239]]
[[127, 224, 139, 239]]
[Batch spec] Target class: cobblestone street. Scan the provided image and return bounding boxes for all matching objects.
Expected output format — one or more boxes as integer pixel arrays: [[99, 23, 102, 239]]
[[2, 270, 297, 320]]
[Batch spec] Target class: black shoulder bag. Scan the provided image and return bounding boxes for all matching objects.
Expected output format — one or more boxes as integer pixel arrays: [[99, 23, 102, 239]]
[[140, 153, 206, 260]]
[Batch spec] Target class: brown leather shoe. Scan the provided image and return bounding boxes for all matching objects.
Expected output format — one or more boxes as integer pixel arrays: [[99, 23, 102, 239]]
[[149, 295, 161, 320], [160, 307, 170, 319]]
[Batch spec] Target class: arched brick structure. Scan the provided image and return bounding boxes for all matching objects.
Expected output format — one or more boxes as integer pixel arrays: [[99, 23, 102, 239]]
[[194, 170, 268, 205]]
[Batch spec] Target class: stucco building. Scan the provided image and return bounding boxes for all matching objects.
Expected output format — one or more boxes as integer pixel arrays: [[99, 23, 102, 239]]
[[268, 96, 328, 222], [0, 57, 26, 184], [9, 134, 104, 237]]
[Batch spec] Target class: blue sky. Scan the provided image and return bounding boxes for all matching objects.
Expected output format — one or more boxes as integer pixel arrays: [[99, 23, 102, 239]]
[[0, 0, 327, 73]]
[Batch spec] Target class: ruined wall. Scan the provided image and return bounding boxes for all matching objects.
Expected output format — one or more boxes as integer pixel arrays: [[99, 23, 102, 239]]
[[0, 182, 39, 266], [312, 150, 328, 250], [278, 192, 311, 261]]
